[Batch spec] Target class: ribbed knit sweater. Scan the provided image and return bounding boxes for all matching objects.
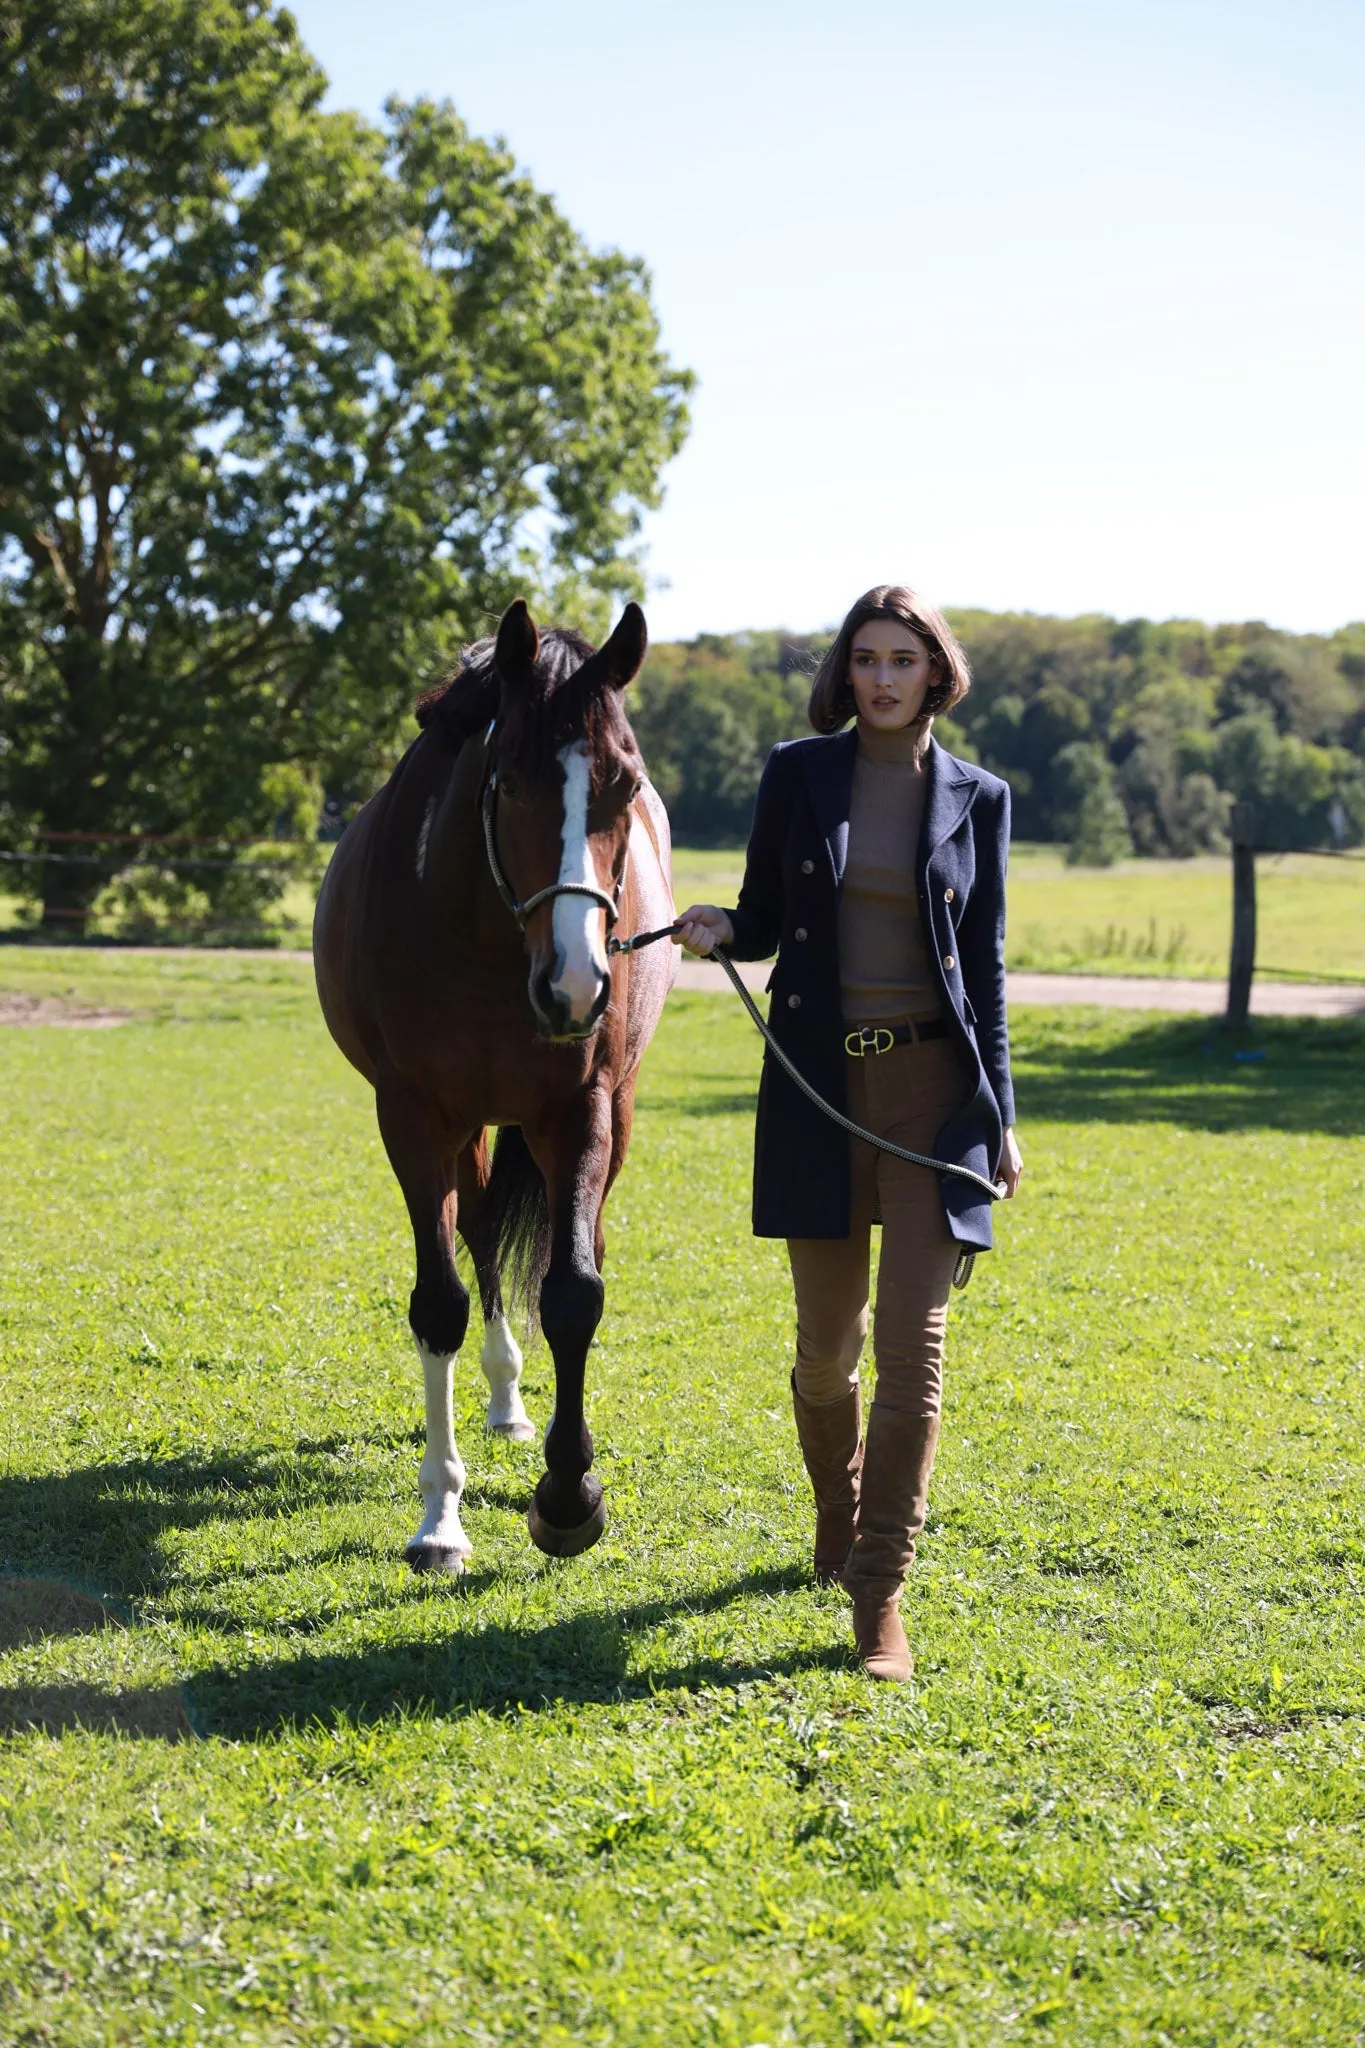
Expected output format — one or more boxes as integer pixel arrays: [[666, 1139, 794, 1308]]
[[838, 719, 941, 1024]]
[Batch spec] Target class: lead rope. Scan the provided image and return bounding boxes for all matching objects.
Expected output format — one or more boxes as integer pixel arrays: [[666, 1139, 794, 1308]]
[[607, 920, 1005, 1285]]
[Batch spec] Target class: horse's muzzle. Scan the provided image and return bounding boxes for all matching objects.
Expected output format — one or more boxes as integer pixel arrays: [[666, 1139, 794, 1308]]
[[530, 962, 611, 1041]]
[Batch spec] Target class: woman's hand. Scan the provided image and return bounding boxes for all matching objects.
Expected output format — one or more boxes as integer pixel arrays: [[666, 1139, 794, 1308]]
[[999, 1126, 1024, 1199], [673, 903, 735, 958]]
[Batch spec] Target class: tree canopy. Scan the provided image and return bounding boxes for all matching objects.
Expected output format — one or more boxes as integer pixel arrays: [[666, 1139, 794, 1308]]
[[0, 0, 690, 928]]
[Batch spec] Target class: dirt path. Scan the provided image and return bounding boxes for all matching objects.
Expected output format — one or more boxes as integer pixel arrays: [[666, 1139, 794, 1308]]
[[671, 960, 1365, 1018], [1006, 972, 1365, 1018], [0, 993, 131, 1028]]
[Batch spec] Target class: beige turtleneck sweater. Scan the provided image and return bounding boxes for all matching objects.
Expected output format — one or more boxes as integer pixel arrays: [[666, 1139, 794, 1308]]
[[838, 719, 941, 1024]]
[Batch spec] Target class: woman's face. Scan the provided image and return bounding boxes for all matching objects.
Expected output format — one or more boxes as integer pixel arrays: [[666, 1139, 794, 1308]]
[[848, 619, 935, 730]]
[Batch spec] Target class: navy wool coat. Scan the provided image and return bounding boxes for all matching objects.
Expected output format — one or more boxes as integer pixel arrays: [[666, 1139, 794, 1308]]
[[726, 730, 1015, 1251]]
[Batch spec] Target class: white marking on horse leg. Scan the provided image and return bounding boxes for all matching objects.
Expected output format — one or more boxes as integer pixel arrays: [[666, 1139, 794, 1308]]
[[481, 1313, 534, 1441], [405, 1339, 471, 1573], [549, 740, 608, 1023], [415, 796, 435, 881]]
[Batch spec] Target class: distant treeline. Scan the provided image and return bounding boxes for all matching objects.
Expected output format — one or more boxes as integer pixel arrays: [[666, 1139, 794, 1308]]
[[631, 614, 1365, 860]]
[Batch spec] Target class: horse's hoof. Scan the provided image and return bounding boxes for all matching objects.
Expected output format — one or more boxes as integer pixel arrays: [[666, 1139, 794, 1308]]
[[404, 1539, 470, 1577], [486, 1416, 537, 1443], [527, 1478, 607, 1558]]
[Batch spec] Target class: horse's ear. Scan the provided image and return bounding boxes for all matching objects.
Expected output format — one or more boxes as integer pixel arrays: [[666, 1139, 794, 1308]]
[[597, 602, 648, 690], [494, 598, 540, 685]]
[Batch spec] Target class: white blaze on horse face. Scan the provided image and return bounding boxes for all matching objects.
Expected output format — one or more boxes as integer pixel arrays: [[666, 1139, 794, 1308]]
[[550, 740, 609, 1021], [407, 1340, 471, 1571]]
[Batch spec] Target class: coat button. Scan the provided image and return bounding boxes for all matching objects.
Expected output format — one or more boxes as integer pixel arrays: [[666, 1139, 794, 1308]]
[[794, 927, 808, 941], [787, 993, 801, 1009], [943, 954, 955, 972], [800, 859, 815, 875], [944, 887, 955, 902]]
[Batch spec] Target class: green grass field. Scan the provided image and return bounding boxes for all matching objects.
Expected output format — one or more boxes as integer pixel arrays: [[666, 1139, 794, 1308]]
[[1, 952, 1363, 2044], [6, 842, 1365, 983], [671, 846, 1365, 985]]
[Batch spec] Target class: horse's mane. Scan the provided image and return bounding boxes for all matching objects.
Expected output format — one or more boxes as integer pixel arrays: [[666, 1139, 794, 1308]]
[[415, 627, 637, 777]]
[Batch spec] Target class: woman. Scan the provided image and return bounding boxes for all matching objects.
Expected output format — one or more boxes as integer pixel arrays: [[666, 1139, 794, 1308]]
[[675, 585, 1023, 1683]]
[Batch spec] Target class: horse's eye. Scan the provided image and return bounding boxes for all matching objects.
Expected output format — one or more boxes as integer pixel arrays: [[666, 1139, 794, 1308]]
[[499, 774, 519, 801]]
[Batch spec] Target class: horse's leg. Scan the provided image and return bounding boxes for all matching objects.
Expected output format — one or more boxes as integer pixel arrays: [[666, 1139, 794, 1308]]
[[524, 1083, 615, 1557], [600, 1075, 637, 1259], [376, 1084, 474, 1574], [456, 1132, 534, 1442]]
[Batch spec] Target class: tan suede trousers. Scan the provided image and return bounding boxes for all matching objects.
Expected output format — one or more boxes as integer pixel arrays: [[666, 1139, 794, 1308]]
[[787, 1034, 971, 1419]]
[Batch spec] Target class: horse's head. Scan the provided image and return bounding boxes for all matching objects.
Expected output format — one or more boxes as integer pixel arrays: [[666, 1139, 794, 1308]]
[[487, 598, 648, 1041]]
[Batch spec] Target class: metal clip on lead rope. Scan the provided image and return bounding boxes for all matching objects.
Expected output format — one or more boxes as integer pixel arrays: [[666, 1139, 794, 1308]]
[[606, 922, 682, 957]]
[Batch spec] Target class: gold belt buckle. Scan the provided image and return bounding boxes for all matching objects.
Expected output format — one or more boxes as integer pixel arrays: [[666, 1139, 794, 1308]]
[[844, 1026, 894, 1057]]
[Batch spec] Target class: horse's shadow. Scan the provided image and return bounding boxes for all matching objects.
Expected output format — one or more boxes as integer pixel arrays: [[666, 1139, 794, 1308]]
[[188, 1563, 839, 1737], [0, 1440, 835, 1734], [0, 1435, 410, 1605]]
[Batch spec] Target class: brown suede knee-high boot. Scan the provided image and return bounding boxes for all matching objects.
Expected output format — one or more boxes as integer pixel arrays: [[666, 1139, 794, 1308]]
[[842, 1407, 940, 1681], [790, 1377, 863, 1585]]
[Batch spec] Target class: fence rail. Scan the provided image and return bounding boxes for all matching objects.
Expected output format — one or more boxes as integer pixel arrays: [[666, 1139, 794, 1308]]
[[35, 828, 297, 847], [1, 829, 313, 938], [1257, 844, 1365, 861], [0, 849, 301, 874]]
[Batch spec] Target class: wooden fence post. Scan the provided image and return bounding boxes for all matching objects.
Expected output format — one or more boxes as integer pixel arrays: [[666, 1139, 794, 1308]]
[[1225, 801, 1256, 1029]]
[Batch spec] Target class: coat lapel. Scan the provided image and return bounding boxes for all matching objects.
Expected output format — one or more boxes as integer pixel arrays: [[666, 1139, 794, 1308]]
[[804, 727, 858, 887], [921, 736, 977, 868]]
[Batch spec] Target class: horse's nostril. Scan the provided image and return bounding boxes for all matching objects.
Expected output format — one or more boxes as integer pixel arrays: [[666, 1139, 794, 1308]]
[[529, 968, 559, 1028]]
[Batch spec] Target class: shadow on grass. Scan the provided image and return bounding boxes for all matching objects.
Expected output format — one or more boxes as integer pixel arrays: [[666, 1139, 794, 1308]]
[[0, 1579, 192, 1740], [644, 1090, 758, 1119], [1013, 1015, 1365, 1136], [643, 1018, 1365, 1136], [188, 1561, 836, 1735], [0, 1435, 421, 1603], [0, 1433, 554, 1619], [0, 1444, 833, 1728], [0, 1681, 191, 1740]]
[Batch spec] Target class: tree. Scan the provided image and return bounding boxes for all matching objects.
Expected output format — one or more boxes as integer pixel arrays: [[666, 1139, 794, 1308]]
[[1118, 728, 1230, 855], [1215, 633, 1355, 740], [941, 608, 1365, 852], [1053, 741, 1133, 867], [630, 634, 809, 842], [1167, 771, 1231, 856], [0, 0, 691, 930]]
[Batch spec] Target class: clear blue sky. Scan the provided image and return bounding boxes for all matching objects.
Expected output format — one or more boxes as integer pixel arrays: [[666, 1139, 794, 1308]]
[[290, 0, 1363, 639]]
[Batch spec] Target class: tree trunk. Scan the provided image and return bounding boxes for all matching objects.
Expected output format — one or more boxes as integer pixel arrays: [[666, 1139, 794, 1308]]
[[1224, 802, 1256, 1030]]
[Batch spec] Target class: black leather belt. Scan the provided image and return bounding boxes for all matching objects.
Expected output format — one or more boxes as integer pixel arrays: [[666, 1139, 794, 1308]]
[[844, 1019, 948, 1056]]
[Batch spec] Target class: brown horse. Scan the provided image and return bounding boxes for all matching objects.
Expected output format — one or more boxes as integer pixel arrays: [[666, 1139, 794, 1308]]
[[314, 599, 675, 1568]]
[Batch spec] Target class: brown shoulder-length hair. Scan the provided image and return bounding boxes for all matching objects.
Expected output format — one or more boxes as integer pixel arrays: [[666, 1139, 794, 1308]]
[[807, 584, 972, 735]]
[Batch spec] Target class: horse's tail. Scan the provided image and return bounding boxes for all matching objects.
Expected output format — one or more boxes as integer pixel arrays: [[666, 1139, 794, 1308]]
[[486, 1125, 551, 1322]]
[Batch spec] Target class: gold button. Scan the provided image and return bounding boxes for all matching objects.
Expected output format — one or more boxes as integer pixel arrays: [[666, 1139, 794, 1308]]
[[800, 859, 815, 875], [944, 887, 955, 902], [794, 927, 808, 941], [787, 993, 801, 1009], [943, 954, 955, 971]]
